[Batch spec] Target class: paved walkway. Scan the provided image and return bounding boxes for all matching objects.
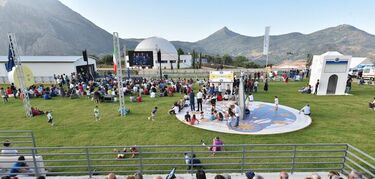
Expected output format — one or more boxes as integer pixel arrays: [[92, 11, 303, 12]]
[[20, 172, 336, 179]]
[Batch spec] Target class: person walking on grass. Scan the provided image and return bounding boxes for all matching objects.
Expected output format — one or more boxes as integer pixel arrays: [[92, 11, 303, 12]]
[[0, 87, 8, 103], [94, 106, 100, 121], [148, 106, 158, 121], [46, 111, 54, 126]]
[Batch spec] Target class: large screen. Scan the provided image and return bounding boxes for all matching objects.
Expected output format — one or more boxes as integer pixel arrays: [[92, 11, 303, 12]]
[[128, 51, 154, 67]]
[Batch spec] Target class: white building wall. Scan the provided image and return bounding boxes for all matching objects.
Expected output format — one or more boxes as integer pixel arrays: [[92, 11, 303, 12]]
[[0, 56, 97, 83], [309, 55, 323, 93], [309, 52, 351, 95], [179, 55, 192, 68]]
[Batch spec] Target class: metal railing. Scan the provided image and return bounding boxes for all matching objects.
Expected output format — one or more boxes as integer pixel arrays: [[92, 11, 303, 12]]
[[0, 130, 37, 148], [0, 143, 374, 178]]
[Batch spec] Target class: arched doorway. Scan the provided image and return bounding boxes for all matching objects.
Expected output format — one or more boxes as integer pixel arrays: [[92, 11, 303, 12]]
[[327, 74, 338, 94]]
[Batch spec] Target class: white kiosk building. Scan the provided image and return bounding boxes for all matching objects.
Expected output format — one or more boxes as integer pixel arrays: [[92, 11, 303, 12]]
[[309, 51, 351, 95]]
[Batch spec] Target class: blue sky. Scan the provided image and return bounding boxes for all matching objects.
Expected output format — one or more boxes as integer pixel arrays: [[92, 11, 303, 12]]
[[59, 0, 375, 42]]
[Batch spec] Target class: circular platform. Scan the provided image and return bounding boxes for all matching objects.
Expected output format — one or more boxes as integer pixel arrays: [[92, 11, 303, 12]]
[[176, 101, 312, 135]]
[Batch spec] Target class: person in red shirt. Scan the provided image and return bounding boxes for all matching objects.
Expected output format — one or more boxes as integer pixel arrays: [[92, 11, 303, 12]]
[[217, 93, 223, 101], [190, 114, 199, 125], [136, 95, 142, 103], [6, 87, 12, 95]]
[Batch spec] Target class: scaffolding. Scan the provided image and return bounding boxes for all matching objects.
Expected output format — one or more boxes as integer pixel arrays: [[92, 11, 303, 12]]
[[8, 33, 32, 118]]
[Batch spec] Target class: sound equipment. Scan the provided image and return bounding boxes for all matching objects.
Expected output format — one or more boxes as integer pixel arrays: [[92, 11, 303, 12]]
[[157, 50, 161, 63], [82, 50, 88, 62]]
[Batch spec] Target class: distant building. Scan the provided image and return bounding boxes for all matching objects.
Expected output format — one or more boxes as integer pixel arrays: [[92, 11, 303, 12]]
[[126, 37, 191, 69], [0, 56, 96, 83]]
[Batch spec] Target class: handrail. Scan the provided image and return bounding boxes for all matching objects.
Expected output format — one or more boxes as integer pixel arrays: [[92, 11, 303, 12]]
[[0, 143, 372, 178]]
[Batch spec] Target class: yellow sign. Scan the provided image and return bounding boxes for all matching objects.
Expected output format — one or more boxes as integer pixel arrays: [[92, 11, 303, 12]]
[[209, 71, 234, 83], [9, 65, 35, 87]]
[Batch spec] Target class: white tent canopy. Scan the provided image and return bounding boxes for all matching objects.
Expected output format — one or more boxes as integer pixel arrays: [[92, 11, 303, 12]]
[[350, 57, 374, 69]]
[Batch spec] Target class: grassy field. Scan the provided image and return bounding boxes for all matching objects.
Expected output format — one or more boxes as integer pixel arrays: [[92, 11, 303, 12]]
[[0, 81, 374, 156]]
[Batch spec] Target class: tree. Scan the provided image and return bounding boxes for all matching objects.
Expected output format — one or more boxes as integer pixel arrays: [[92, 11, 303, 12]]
[[177, 48, 184, 69], [306, 53, 313, 68], [199, 52, 202, 69], [222, 54, 233, 65], [234, 56, 248, 67], [98, 54, 113, 65], [191, 50, 196, 68]]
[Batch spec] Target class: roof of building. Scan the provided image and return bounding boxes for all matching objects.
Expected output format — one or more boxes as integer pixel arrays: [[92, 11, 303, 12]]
[[320, 51, 343, 56], [0, 56, 85, 63], [135, 37, 177, 54]]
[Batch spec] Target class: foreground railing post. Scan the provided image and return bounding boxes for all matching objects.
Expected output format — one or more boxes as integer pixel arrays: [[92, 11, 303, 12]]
[[291, 145, 297, 174], [85, 148, 93, 178], [189, 145, 194, 174], [138, 147, 144, 174], [341, 144, 349, 173], [241, 145, 245, 174], [31, 148, 40, 177], [30, 132, 38, 154]]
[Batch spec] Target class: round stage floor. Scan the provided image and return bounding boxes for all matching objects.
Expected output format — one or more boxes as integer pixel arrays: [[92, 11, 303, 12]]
[[176, 101, 312, 135]]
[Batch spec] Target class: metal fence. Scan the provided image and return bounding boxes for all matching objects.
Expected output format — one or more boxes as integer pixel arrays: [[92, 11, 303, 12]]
[[0, 130, 37, 148], [0, 143, 374, 178]]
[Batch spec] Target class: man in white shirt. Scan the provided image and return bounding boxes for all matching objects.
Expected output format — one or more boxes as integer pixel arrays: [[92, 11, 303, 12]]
[[254, 80, 259, 93], [196, 90, 203, 111], [233, 103, 241, 127], [300, 104, 311, 115]]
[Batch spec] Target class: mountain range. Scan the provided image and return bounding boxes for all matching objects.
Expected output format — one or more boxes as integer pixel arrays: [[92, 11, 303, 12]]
[[1, 0, 375, 64]]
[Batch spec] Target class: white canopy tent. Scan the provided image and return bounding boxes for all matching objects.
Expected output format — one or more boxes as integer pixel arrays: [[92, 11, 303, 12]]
[[349, 57, 374, 69]]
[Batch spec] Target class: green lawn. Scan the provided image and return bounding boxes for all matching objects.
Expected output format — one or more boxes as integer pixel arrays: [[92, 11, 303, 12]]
[[0, 81, 374, 156]]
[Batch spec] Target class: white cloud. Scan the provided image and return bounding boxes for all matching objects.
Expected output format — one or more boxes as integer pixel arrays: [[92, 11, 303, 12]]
[[0, 0, 7, 7]]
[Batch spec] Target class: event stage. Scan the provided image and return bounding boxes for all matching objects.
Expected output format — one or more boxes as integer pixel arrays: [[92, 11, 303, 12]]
[[176, 100, 312, 135]]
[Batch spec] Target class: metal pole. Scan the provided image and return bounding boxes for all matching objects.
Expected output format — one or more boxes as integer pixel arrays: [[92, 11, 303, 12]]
[[159, 50, 162, 80], [291, 145, 297, 174], [113, 32, 126, 116], [189, 146, 194, 174], [30, 131, 38, 154], [8, 33, 32, 118], [138, 147, 144, 174], [85, 148, 93, 178], [341, 144, 349, 173], [31, 148, 40, 177], [241, 145, 246, 174]]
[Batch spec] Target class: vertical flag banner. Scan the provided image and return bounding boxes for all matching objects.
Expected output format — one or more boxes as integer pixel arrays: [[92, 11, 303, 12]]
[[5, 45, 15, 72], [113, 46, 118, 73], [263, 26, 270, 55]]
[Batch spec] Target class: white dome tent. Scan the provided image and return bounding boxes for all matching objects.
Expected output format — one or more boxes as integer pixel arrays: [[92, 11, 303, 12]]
[[128, 37, 191, 69]]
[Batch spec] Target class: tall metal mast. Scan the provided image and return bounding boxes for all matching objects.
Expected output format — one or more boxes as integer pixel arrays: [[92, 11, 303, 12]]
[[113, 32, 126, 116], [8, 33, 32, 118]]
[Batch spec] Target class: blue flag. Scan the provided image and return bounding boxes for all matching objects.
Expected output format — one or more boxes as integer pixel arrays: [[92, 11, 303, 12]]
[[5, 45, 15, 72]]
